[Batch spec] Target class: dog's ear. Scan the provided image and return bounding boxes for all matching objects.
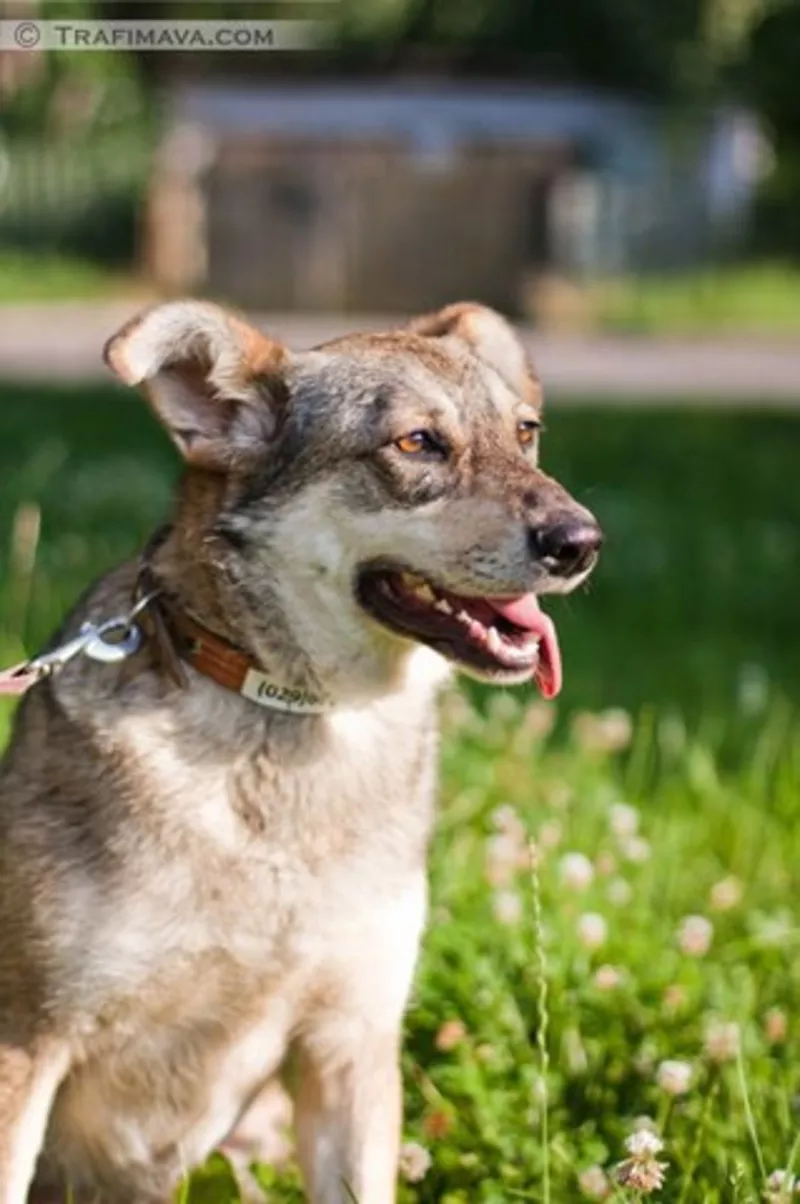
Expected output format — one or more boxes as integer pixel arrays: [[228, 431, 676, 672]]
[[104, 300, 289, 472], [409, 302, 538, 401]]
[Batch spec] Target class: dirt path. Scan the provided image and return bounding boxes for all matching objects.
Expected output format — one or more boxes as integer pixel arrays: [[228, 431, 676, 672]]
[[3, 301, 800, 405]]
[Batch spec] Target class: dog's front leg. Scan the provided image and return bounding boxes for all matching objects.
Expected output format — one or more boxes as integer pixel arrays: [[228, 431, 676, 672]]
[[0, 1040, 69, 1204], [293, 1025, 402, 1204]]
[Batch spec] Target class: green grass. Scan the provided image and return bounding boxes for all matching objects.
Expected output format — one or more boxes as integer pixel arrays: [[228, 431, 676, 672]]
[[589, 264, 800, 338], [0, 383, 798, 1202], [0, 251, 148, 304]]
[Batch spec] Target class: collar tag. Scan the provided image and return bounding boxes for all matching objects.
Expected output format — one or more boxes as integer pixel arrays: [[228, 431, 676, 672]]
[[240, 668, 331, 715]]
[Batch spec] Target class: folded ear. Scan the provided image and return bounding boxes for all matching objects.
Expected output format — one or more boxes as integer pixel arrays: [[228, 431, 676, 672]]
[[409, 302, 538, 402], [104, 300, 290, 472]]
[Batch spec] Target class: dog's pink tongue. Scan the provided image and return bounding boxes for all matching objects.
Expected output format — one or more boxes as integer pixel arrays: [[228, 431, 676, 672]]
[[487, 594, 562, 700]]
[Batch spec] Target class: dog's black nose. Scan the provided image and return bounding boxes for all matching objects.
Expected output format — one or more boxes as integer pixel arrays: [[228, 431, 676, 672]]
[[529, 519, 603, 577]]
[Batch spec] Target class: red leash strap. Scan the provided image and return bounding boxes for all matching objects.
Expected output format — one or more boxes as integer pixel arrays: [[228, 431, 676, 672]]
[[0, 662, 42, 696]]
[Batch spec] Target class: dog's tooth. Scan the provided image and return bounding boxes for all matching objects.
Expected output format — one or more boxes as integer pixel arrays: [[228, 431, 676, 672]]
[[486, 626, 504, 657], [434, 597, 453, 616], [455, 608, 472, 624], [414, 583, 435, 604], [508, 641, 538, 664], [508, 638, 540, 665]]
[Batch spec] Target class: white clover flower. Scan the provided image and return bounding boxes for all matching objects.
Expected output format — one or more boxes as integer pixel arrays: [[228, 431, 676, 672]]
[[609, 802, 640, 838], [764, 1169, 799, 1200], [491, 803, 526, 841], [484, 832, 524, 887], [704, 1019, 740, 1063], [709, 875, 743, 912], [578, 1164, 611, 1198], [764, 1008, 788, 1044], [435, 1019, 466, 1051], [523, 700, 557, 739], [572, 708, 633, 753], [678, 915, 713, 957], [626, 1129, 664, 1158], [398, 1141, 432, 1183], [595, 851, 616, 876], [599, 708, 634, 750], [656, 1059, 693, 1096], [578, 912, 607, 950], [492, 889, 523, 925], [621, 835, 652, 864], [560, 851, 595, 892], [663, 984, 687, 1012], [594, 964, 622, 991], [614, 1128, 668, 1193]]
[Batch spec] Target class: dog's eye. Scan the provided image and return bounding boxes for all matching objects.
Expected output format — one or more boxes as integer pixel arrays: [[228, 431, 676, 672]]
[[395, 431, 444, 457], [517, 419, 541, 448]]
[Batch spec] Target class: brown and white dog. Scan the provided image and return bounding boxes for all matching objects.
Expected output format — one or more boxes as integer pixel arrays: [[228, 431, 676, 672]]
[[0, 301, 601, 1204]]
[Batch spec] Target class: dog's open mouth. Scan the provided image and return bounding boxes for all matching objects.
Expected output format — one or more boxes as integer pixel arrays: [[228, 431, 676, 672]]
[[356, 568, 562, 697]]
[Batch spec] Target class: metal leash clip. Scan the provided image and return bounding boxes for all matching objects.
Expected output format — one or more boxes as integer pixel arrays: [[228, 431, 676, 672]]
[[81, 617, 143, 664], [1, 592, 159, 696], [26, 628, 103, 676], [27, 590, 158, 675]]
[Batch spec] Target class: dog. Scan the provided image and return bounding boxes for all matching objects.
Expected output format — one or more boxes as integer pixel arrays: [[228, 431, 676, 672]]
[[0, 300, 601, 1204]]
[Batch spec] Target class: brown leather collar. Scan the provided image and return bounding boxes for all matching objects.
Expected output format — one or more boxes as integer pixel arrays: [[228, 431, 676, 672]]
[[162, 606, 256, 695], [133, 531, 330, 714], [161, 607, 331, 713]]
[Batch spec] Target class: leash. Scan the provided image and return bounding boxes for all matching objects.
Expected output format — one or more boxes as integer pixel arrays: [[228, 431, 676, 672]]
[[0, 592, 156, 696], [0, 533, 331, 716], [0, 527, 173, 698]]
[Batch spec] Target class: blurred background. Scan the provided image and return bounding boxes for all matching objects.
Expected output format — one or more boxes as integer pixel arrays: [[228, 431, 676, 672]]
[[2, 0, 800, 319], [2, 6, 800, 1200]]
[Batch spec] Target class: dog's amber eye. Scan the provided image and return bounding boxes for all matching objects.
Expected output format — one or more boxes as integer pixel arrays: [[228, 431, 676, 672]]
[[517, 420, 540, 447], [396, 431, 437, 456]]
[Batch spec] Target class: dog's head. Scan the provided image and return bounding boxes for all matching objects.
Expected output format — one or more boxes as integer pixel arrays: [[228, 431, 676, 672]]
[[105, 301, 601, 700]]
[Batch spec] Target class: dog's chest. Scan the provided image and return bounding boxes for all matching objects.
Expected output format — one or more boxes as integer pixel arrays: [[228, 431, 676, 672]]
[[97, 683, 438, 986], [49, 689, 437, 1189]]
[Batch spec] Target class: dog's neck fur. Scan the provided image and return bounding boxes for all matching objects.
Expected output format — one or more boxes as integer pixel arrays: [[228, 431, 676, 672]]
[[149, 487, 449, 712]]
